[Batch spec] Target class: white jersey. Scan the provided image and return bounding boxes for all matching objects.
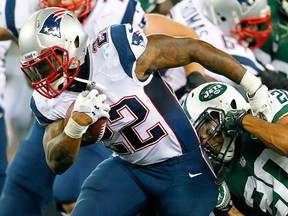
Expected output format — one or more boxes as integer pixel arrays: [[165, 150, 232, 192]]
[[31, 24, 202, 166], [0, 0, 41, 37], [0, 41, 11, 106], [167, 0, 264, 89], [84, 0, 146, 39], [0, 0, 40, 106]]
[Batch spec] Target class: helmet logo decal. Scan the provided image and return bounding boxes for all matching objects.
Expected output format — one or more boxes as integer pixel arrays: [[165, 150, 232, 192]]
[[237, 0, 256, 13], [131, 30, 144, 47], [199, 83, 227, 101], [39, 9, 68, 38]]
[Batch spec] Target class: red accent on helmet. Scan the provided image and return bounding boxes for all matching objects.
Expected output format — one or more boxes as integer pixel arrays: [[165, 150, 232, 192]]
[[41, 0, 94, 24], [21, 45, 80, 99], [230, 12, 272, 50]]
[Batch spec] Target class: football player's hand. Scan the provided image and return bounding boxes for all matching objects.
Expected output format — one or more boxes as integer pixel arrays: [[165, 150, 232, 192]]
[[248, 85, 272, 122], [213, 181, 233, 216], [73, 89, 110, 125], [224, 109, 247, 137], [185, 72, 205, 93]]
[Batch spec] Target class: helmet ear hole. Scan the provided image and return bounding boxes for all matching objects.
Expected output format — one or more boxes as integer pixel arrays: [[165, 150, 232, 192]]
[[230, 99, 237, 109], [74, 36, 80, 48], [219, 15, 226, 22]]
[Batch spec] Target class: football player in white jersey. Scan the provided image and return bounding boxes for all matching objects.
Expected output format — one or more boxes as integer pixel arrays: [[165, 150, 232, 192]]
[[0, 0, 205, 215], [167, 0, 270, 98], [0, 0, 110, 215], [0, 40, 11, 194], [183, 82, 288, 215], [18, 7, 270, 215]]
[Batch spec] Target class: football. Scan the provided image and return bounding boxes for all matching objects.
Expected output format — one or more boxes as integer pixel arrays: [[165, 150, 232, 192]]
[[64, 101, 108, 146]]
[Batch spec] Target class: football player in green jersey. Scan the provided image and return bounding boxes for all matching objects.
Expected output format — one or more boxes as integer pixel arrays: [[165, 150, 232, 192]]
[[139, 0, 179, 14], [183, 82, 288, 216]]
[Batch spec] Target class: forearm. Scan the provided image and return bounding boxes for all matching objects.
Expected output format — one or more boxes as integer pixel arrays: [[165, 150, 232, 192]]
[[144, 35, 247, 83], [43, 118, 82, 174], [188, 39, 247, 84], [242, 114, 288, 156], [45, 133, 81, 174]]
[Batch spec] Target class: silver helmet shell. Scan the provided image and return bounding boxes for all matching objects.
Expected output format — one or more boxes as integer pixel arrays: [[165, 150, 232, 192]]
[[19, 7, 89, 98]]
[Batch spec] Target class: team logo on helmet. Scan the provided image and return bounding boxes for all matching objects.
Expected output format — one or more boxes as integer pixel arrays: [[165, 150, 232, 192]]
[[131, 30, 144, 46], [39, 9, 68, 38], [199, 83, 227, 101], [237, 0, 256, 13]]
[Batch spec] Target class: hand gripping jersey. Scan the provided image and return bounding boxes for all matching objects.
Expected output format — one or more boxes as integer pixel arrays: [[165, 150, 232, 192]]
[[167, 0, 264, 89], [31, 24, 203, 166], [224, 89, 288, 216]]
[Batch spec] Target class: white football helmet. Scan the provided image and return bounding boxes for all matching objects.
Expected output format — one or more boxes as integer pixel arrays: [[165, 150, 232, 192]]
[[41, 0, 95, 24], [19, 7, 89, 98], [182, 82, 250, 164], [203, 0, 272, 49]]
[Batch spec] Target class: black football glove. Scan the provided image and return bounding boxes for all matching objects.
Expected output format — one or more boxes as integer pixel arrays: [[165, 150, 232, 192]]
[[185, 72, 206, 93], [260, 67, 288, 91], [223, 109, 247, 137]]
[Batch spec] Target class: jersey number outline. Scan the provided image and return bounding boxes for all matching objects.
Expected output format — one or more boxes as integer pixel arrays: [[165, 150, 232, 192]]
[[244, 149, 288, 215], [105, 96, 168, 154]]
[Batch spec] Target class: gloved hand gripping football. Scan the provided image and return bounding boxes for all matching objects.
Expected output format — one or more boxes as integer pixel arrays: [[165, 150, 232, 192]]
[[72, 89, 110, 124], [64, 89, 110, 142]]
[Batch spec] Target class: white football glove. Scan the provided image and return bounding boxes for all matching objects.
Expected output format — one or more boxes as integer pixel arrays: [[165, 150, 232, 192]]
[[248, 85, 272, 122], [73, 89, 110, 124]]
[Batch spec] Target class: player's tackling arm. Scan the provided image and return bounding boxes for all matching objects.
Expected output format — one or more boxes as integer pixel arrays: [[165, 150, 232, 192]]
[[242, 114, 288, 156]]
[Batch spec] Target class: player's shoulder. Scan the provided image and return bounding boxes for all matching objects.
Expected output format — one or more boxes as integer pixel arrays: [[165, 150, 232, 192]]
[[268, 89, 288, 122], [92, 24, 147, 59]]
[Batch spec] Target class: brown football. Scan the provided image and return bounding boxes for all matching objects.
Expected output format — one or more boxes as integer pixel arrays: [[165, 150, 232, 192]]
[[64, 101, 107, 146]]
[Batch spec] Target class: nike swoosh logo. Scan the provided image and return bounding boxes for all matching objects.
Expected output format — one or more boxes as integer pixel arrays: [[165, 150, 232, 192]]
[[188, 172, 202, 178]]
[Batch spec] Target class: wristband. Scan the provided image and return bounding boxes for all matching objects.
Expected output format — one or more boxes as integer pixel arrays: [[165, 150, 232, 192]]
[[240, 71, 262, 95], [64, 118, 89, 139]]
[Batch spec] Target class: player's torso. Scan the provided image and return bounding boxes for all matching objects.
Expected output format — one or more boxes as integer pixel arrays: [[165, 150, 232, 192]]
[[84, 0, 146, 40], [32, 24, 200, 165], [224, 89, 288, 215]]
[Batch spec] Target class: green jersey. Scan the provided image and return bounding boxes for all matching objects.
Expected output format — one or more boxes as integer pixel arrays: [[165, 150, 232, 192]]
[[139, 0, 166, 12], [223, 89, 288, 216], [254, 0, 288, 74]]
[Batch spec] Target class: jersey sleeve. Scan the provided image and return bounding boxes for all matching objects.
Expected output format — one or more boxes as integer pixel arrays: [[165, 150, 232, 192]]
[[94, 23, 147, 79], [30, 91, 76, 126], [110, 23, 147, 61]]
